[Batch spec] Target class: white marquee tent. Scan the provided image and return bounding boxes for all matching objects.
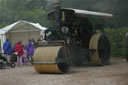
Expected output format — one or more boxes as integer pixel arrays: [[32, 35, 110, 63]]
[[0, 20, 47, 51]]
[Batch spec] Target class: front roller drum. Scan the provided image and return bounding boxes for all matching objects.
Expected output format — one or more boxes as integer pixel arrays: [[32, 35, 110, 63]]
[[33, 46, 69, 73], [89, 33, 111, 65]]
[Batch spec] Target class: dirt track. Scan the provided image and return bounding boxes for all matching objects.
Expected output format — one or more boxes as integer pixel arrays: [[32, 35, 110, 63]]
[[0, 57, 128, 85]]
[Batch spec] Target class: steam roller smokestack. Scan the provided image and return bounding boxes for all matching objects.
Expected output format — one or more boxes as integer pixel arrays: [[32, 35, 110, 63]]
[[54, 2, 65, 40], [54, 2, 61, 31]]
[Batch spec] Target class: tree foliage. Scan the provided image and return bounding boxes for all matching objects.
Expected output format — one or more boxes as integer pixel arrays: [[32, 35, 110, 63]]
[[0, 0, 49, 28], [105, 28, 128, 57]]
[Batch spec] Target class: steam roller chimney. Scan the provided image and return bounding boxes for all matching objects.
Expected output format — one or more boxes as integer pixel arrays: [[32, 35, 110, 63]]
[[54, 2, 61, 31]]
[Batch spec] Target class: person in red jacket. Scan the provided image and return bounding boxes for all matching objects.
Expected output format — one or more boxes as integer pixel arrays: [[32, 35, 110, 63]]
[[14, 41, 24, 67]]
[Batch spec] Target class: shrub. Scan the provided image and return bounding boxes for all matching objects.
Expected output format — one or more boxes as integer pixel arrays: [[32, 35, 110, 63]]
[[105, 28, 128, 57]]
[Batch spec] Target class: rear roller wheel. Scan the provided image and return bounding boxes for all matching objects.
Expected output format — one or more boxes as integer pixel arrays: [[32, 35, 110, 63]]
[[89, 33, 111, 65]]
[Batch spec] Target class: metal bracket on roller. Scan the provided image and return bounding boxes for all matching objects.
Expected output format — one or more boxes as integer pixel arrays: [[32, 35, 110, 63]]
[[89, 48, 97, 52], [33, 62, 58, 64]]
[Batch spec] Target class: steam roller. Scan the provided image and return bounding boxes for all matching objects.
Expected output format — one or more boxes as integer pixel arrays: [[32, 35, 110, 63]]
[[33, 3, 113, 73]]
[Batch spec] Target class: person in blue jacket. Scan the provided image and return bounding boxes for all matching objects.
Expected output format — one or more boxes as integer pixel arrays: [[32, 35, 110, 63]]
[[3, 38, 12, 63]]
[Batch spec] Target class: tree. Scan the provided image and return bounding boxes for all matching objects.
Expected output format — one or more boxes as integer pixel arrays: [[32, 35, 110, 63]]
[[0, 0, 48, 28]]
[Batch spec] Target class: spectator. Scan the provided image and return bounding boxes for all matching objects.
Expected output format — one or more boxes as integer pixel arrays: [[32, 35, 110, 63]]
[[40, 35, 44, 41], [26, 40, 34, 64], [35, 38, 41, 48], [14, 41, 24, 67], [23, 46, 28, 65], [12, 43, 17, 52], [31, 38, 36, 46], [3, 38, 12, 63]]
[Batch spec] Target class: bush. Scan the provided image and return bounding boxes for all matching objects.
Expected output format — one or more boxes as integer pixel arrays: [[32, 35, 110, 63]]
[[105, 28, 128, 57]]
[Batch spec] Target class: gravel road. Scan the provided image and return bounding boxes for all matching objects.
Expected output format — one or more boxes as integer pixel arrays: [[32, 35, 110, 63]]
[[0, 57, 128, 85]]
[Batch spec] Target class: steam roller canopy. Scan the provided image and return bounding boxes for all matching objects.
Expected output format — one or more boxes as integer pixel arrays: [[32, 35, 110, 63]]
[[89, 33, 111, 65], [33, 46, 69, 73]]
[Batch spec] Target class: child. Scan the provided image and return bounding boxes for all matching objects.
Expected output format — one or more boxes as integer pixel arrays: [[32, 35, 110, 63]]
[[23, 47, 28, 65]]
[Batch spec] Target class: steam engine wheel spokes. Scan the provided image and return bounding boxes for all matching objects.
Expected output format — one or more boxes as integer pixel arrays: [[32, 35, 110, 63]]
[[89, 33, 111, 65], [33, 46, 69, 73]]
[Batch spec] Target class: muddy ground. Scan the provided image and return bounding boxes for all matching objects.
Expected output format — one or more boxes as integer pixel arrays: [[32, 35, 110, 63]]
[[0, 57, 128, 85]]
